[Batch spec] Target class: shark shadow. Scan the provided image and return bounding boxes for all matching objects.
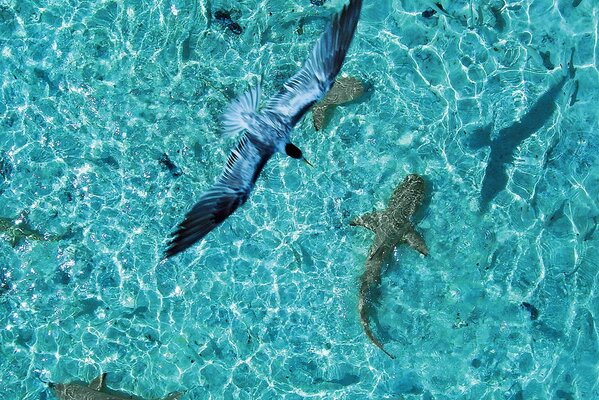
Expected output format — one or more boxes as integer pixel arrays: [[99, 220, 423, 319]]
[[467, 56, 576, 210], [49, 373, 183, 400], [350, 174, 429, 358]]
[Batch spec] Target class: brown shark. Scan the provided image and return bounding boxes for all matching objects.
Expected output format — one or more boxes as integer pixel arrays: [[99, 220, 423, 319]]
[[350, 174, 428, 358], [0, 211, 66, 247], [50, 373, 182, 400], [312, 76, 364, 131]]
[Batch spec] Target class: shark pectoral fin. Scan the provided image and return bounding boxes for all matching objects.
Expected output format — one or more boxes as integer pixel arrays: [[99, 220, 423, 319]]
[[405, 229, 428, 256], [89, 373, 106, 391], [8, 235, 21, 248], [367, 244, 388, 261], [350, 211, 382, 232]]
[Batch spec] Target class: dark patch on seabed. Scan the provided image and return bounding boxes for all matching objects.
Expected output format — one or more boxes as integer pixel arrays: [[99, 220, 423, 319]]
[[521, 302, 539, 320], [466, 56, 576, 210], [214, 9, 243, 35], [160, 153, 182, 177]]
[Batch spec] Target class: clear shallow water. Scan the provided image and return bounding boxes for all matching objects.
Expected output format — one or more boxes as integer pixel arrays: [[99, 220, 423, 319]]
[[1, 0, 598, 398]]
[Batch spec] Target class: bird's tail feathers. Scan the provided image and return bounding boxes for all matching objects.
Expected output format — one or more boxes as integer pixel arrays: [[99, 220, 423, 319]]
[[221, 84, 262, 137]]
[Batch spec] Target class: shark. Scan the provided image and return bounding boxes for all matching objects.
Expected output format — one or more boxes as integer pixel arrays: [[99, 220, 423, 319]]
[[350, 174, 429, 358], [49, 373, 182, 400], [0, 211, 67, 247], [312, 76, 365, 131]]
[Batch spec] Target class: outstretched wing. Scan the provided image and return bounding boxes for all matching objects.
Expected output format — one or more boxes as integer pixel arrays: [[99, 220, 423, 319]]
[[265, 0, 362, 127], [165, 134, 273, 258]]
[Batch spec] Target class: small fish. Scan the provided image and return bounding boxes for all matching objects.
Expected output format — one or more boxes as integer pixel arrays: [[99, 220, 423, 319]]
[[50, 373, 182, 400], [214, 10, 243, 35], [160, 153, 183, 177], [422, 8, 437, 18], [350, 174, 429, 358], [521, 302, 539, 320]]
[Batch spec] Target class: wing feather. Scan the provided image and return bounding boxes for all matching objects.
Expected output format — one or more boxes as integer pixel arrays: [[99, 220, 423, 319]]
[[165, 0, 362, 258], [265, 0, 362, 127], [165, 134, 273, 258]]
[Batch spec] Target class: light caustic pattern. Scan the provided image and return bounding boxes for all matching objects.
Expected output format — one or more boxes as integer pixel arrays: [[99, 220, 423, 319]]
[[0, 0, 598, 399]]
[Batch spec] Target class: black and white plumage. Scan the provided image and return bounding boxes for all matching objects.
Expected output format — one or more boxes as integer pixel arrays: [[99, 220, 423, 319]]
[[165, 0, 363, 258]]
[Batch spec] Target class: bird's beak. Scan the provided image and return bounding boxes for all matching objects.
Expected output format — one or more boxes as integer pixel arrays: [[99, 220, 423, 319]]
[[302, 157, 313, 167]]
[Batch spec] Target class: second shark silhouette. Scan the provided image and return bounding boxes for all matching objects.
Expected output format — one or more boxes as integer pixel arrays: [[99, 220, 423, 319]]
[[0, 211, 69, 247], [312, 76, 365, 131], [350, 174, 428, 359], [50, 373, 182, 400]]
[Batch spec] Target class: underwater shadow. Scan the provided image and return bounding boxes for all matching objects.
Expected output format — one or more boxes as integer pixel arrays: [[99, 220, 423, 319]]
[[466, 55, 576, 211]]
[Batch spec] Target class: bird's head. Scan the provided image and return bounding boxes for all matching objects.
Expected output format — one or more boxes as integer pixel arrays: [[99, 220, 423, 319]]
[[285, 143, 313, 166]]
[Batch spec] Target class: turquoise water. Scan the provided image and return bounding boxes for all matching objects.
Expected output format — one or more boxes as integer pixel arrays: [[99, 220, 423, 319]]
[[1, 0, 598, 398]]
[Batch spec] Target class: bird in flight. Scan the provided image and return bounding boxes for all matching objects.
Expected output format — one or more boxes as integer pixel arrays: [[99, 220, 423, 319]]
[[165, 0, 363, 258]]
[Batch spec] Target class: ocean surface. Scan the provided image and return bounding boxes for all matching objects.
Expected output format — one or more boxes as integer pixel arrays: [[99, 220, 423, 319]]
[[1, 0, 598, 398]]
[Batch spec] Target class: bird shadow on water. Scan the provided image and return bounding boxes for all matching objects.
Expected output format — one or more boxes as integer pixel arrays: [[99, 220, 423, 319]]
[[465, 52, 576, 211]]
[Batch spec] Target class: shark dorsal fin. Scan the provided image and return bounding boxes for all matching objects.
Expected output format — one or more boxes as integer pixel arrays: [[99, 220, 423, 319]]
[[16, 210, 30, 223], [89, 373, 106, 391], [162, 392, 184, 400], [387, 175, 425, 219], [350, 211, 383, 232], [9, 235, 21, 248]]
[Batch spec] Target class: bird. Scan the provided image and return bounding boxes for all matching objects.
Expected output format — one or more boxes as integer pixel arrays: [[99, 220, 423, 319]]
[[165, 0, 363, 258]]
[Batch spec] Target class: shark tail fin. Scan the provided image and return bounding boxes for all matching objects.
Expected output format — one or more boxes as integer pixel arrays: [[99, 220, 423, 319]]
[[89, 373, 106, 391], [350, 211, 382, 232], [365, 325, 395, 359], [221, 83, 262, 137], [359, 295, 395, 359]]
